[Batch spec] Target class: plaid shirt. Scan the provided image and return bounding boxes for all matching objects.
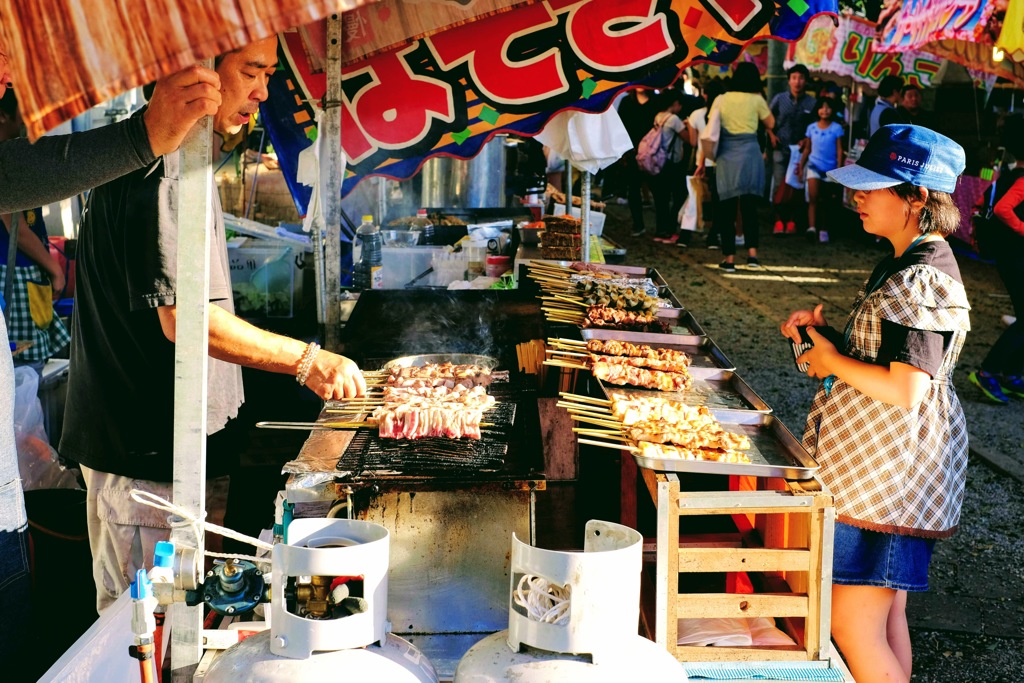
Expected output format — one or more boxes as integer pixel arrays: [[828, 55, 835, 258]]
[[0, 263, 70, 362], [802, 263, 971, 538]]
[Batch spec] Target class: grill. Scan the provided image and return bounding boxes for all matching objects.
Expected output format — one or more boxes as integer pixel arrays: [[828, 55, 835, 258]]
[[330, 289, 546, 484]]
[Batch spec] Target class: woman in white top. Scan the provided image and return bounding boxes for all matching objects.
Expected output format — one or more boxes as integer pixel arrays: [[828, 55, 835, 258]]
[[708, 62, 774, 272], [689, 79, 725, 248]]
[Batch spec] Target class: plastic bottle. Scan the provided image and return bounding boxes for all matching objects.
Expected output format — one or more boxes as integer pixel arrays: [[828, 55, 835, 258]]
[[411, 208, 435, 245], [353, 214, 384, 290]]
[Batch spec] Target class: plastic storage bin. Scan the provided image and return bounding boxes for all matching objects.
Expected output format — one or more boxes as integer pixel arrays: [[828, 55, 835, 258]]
[[228, 242, 303, 318]]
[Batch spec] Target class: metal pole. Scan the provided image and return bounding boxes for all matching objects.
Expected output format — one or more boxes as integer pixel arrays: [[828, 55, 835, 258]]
[[169, 60, 214, 682], [563, 160, 572, 216], [322, 15, 344, 350], [580, 171, 591, 263]]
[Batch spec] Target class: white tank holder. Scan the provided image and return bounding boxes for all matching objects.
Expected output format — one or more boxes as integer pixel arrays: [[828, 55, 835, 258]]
[[203, 518, 438, 683], [454, 520, 685, 682]]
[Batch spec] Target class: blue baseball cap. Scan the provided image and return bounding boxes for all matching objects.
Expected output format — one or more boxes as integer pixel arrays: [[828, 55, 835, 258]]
[[827, 124, 965, 193]]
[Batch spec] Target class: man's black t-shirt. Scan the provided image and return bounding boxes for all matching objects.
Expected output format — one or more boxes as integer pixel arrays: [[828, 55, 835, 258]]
[[60, 146, 244, 482]]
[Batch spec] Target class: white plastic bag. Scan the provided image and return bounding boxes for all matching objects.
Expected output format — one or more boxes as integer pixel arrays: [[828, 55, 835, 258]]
[[13, 367, 79, 490], [676, 617, 753, 646], [678, 176, 704, 232], [784, 143, 805, 190]]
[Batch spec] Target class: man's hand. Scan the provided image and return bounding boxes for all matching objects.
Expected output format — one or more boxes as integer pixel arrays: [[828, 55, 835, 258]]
[[143, 65, 221, 157], [48, 268, 65, 298], [303, 351, 366, 400], [768, 130, 779, 149]]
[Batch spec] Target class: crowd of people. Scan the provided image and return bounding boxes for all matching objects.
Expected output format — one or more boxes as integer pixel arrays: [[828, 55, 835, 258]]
[[608, 64, 949, 263]]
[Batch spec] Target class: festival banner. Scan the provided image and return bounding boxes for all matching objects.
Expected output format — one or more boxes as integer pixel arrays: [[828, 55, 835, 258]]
[[785, 14, 943, 89], [874, 0, 998, 53], [265, 0, 838, 206]]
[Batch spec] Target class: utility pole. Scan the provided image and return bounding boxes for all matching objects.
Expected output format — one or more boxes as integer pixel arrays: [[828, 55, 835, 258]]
[[767, 40, 788, 103]]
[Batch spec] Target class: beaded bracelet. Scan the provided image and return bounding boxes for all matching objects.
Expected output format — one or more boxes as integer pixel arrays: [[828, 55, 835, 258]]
[[296, 342, 321, 385]]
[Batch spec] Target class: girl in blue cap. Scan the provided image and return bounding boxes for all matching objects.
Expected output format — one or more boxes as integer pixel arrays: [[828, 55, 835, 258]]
[[780, 125, 971, 683]]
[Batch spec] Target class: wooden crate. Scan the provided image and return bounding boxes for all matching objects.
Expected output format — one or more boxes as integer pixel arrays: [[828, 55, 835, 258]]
[[639, 467, 835, 663]]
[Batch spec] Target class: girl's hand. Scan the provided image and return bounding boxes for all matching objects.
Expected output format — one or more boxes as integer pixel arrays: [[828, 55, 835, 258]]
[[693, 164, 705, 178], [797, 327, 839, 378], [781, 303, 827, 343], [796, 164, 804, 181]]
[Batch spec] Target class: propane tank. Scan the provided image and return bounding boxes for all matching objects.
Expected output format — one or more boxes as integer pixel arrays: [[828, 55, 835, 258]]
[[204, 518, 438, 682], [453, 520, 685, 682]]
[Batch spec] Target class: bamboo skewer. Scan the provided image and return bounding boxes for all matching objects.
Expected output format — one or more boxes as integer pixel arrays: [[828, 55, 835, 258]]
[[558, 392, 611, 405], [544, 360, 588, 370], [577, 437, 639, 453], [551, 338, 586, 346], [573, 428, 628, 440]]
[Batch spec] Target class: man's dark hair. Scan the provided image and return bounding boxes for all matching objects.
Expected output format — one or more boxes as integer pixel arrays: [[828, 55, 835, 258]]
[[0, 88, 17, 118], [731, 62, 763, 94], [878, 75, 905, 98], [787, 64, 810, 79], [901, 83, 922, 95]]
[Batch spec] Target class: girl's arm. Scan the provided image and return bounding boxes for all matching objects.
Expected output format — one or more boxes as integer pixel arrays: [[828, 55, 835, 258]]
[[799, 327, 932, 408], [993, 176, 1024, 236], [797, 137, 811, 177], [835, 134, 844, 168]]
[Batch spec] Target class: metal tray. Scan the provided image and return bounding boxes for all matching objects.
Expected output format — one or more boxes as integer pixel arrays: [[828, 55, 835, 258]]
[[380, 353, 499, 371], [598, 368, 771, 414], [630, 412, 819, 480], [581, 314, 707, 346]]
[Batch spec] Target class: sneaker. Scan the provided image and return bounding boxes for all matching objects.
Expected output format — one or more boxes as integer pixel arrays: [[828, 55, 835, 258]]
[[631, 227, 646, 237], [1002, 315, 1017, 327], [652, 236, 668, 243], [999, 374, 1024, 399], [806, 227, 817, 235], [773, 220, 784, 235], [969, 371, 1009, 404], [719, 260, 737, 273], [735, 235, 745, 247], [785, 221, 797, 234], [676, 240, 688, 248], [663, 234, 680, 245], [747, 257, 761, 269], [818, 230, 830, 243], [707, 242, 720, 250]]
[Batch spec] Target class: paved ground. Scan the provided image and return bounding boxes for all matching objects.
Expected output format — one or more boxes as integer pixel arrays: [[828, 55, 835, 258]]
[[599, 199, 1024, 681]]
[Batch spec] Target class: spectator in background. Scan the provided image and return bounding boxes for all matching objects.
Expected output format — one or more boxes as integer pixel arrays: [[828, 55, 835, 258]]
[[896, 84, 937, 130], [0, 90, 71, 376], [869, 75, 904, 136], [769, 64, 816, 236], [689, 79, 726, 249], [645, 90, 690, 244], [797, 97, 845, 244], [617, 88, 657, 236], [968, 117, 1024, 404], [708, 62, 775, 272]]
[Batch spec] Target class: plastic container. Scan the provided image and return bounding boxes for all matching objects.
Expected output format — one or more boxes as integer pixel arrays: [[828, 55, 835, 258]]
[[228, 243, 301, 318], [485, 255, 512, 278], [353, 215, 384, 290]]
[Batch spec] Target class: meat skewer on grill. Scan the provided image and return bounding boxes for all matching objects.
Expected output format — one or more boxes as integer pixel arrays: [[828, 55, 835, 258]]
[[369, 403, 489, 440], [363, 363, 509, 388]]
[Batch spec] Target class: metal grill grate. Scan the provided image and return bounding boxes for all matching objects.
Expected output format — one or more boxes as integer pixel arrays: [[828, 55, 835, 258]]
[[335, 401, 517, 476]]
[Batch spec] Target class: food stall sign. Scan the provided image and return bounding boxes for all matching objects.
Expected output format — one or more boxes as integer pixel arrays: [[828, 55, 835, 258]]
[[260, 0, 838, 207], [874, 0, 997, 53], [785, 14, 942, 89]]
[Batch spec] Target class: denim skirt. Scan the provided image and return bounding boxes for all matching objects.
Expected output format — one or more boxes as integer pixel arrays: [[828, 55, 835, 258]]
[[832, 521, 935, 592]]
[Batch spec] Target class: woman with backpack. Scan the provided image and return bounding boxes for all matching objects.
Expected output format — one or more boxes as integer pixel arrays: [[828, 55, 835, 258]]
[[708, 62, 774, 271], [637, 90, 689, 243]]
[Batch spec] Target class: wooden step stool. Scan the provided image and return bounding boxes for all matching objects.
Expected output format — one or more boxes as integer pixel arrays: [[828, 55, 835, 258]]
[[639, 468, 835, 663]]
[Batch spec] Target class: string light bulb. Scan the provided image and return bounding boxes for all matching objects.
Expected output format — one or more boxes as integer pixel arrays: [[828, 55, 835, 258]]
[[993, 46, 1006, 63]]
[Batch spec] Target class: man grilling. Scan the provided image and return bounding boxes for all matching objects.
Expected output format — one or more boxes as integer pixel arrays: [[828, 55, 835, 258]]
[[60, 36, 366, 613]]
